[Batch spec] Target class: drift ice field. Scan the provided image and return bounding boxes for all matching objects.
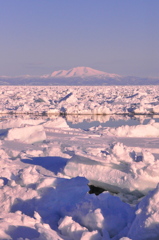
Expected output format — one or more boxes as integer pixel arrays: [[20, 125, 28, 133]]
[[1, 85, 159, 240]]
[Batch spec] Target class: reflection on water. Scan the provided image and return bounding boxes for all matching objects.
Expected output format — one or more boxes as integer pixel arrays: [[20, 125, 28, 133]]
[[0, 113, 159, 160], [65, 114, 159, 130], [67, 118, 140, 129], [0, 113, 159, 130]]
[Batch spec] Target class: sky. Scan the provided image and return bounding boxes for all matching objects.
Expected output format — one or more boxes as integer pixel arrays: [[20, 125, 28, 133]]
[[0, 0, 159, 77]]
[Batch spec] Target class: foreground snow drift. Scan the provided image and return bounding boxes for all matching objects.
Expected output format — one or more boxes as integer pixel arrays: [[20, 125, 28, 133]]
[[64, 142, 159, 196], [127, 184, 159, 240]]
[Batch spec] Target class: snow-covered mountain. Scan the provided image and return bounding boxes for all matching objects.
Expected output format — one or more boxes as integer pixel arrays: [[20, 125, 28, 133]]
[[0, 67, 159, 85], [46, 66, 121, 79]]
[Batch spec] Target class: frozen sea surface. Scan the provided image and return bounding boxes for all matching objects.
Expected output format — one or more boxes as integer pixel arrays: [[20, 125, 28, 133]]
[[0, 85, 159, 115], [0, 86, 159, 240]]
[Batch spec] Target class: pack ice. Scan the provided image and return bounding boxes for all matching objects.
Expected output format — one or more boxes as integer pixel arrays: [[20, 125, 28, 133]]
[[0, 86, 159, 240], [0, 85, 159, 115]]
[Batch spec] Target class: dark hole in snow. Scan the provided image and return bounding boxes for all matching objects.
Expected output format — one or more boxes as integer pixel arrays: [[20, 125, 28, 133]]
[[89, 185, 105, 195], [6, 226, 40, 240]]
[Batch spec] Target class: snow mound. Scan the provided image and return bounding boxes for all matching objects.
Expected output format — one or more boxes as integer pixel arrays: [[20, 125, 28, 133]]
[[128, 184, 159, 240], [6, 125, 46, 144], [60, 190, 135, 239], [58, 216, 102, 240], [64, 142, 159, 195], [43, 117, 69, 129], [0, 118, 45, 129], [109, 121, 159, 137]]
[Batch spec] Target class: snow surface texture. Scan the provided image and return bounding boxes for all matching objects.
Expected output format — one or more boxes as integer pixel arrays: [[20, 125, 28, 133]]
[[0, 85, 159, 115], [0, 86, 159, 239]]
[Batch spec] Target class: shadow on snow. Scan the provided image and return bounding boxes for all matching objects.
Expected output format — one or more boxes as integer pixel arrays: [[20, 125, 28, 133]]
[[21, 156, 69, 175]]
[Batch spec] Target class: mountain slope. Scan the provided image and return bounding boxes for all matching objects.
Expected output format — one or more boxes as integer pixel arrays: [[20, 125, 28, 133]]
[[43, 66, 121, 79], [0, 67, 159, 85]]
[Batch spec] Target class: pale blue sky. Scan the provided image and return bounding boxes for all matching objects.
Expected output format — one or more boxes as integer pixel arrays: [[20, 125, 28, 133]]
[[0, 0, 159, 77]]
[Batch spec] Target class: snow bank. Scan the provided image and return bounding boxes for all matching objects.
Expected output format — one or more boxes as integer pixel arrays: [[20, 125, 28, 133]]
[[43, 117, 69, 129], [109, 121, 159, 137], [127, 184, 159, 240], [65, 192, 135, 239], [64, 142, 159, 195]]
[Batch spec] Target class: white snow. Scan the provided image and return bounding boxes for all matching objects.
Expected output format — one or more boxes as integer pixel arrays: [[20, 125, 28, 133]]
[[6, 125, 46, 144], [127, 184, 159, 240], [0, 85, 159, 239], [49, 66, 120, 78], [108, 121, 159, 137], [0, 85, 159, 115]]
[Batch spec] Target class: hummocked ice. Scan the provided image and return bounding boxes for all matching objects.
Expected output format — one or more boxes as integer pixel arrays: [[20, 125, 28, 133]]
[[0, 86, 159, 239]]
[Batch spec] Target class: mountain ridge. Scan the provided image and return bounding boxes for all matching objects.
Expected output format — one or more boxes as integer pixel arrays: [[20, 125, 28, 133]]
[[41, 66, 121, 79], [0, 66, 159, 85]]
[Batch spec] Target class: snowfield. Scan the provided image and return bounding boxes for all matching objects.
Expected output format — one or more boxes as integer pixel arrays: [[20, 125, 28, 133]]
[[0, 86, 159, 239]]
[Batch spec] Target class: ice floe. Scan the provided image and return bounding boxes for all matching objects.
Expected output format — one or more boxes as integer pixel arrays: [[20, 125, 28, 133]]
[[0, 85, 159, 115], [0, 86, 159, 239]]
